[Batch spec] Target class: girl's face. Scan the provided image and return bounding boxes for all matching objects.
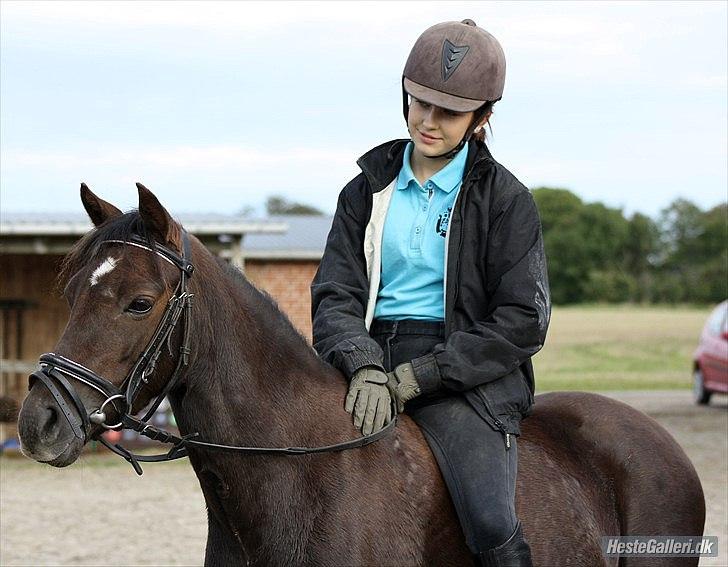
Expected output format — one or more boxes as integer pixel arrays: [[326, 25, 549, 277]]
[[407, 98, 475, 158]]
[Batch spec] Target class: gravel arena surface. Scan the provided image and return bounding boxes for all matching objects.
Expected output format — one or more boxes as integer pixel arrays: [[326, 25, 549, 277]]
[[1, 390, 726, 566]]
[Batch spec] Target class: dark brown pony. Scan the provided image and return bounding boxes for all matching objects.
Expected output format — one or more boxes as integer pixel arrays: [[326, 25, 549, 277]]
[[18, 185, 705, 566]]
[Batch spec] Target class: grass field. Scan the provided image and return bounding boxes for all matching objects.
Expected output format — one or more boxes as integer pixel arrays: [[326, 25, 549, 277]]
[[533, 304, 711, 392]]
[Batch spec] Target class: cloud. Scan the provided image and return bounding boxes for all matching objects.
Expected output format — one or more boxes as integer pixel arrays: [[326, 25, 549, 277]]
[[684, 74, 728, 89], [0, 1, 494, 36], [2, 1, 725, 217], [3, 145, 356, 170], [0, 144, 361, 214], [4, 1, 724, 87]]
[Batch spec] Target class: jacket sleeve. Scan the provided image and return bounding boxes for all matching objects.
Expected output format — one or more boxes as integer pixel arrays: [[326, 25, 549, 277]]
[[310, 176, 385, 379], [410, 189, 551, 393]]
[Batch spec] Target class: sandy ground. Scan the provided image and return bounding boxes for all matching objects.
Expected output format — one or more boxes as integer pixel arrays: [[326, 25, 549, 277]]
[[1, 390, 726, 567]]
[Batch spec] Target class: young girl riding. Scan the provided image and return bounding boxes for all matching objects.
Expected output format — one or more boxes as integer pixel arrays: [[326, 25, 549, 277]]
[[312, 19, 550, 567]]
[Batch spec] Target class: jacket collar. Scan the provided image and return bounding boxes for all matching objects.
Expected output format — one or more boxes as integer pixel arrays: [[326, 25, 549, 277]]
[[397, 142, 468, 194], [357, 139, 494, 193]]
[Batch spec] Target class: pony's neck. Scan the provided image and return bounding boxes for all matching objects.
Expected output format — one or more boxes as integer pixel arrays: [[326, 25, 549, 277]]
[[180, 252, 346, 444], [168, 251, 355, 563]]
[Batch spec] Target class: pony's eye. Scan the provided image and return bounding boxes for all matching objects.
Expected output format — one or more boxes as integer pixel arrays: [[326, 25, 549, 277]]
[[126, 298, 153, 315]]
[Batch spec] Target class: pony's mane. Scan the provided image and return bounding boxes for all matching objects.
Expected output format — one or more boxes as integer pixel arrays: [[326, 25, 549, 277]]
[[58, 211, 161, 287], [217, 258, 315, 353]]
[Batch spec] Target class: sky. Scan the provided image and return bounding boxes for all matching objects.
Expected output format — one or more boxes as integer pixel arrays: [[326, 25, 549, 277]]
[[1, 0, 726, 219]]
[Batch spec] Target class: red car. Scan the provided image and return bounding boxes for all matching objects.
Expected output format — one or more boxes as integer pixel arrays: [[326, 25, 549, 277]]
[[693, 300, 728, 405]]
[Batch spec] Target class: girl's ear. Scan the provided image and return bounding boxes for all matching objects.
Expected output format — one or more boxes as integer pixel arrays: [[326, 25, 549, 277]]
[[477, 111, 493, 131]]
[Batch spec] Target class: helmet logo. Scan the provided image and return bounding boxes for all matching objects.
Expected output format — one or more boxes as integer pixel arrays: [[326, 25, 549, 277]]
[[442, 39, 469, 82]]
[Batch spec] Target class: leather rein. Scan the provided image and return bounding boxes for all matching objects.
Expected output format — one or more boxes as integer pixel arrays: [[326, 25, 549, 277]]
[[30, 231, 396, 475]]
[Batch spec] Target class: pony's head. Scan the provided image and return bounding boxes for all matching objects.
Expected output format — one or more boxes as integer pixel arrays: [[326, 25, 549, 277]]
[[18, 183, 191, 467]]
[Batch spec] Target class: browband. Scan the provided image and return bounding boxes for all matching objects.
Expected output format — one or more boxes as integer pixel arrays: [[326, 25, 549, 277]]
[[103, 235, 194, 276]]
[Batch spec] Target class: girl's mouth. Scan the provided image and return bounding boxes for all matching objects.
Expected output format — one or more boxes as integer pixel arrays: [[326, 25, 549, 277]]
[[418, 130, 440, 144]]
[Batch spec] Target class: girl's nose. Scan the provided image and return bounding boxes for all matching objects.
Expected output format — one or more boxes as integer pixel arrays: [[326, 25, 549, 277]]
[[422, 107, 437, 128]]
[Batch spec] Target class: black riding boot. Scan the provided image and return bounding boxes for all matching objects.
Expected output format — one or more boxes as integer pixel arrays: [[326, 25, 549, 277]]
[[474, 521, 533, 567]]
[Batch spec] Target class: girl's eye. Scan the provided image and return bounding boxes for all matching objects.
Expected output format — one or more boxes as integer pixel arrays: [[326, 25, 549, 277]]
[[126, 298, 153, 315], [416, 99, 431, 109]]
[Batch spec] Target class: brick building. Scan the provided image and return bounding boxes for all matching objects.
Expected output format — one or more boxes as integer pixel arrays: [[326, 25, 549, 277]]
[[243, 215, 332, 339], [0, 212, 331, 445]]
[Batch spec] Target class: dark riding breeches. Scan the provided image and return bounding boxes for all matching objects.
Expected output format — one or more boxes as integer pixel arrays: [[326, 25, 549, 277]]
[[370, 320, 519, 554]]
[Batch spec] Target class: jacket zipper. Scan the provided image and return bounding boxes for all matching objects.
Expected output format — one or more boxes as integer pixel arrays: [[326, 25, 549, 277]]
[[444, 188, 464, 334], [476, 388, 511, 449], [448, 157, 510, 451]]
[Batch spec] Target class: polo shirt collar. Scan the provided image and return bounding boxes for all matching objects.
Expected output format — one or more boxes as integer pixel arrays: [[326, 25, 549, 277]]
[[396, 142, 469, 193]]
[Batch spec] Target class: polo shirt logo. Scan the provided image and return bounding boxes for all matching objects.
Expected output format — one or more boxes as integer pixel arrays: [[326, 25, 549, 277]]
[[436, 207, 452, 237], [442, 40, 469, 82]]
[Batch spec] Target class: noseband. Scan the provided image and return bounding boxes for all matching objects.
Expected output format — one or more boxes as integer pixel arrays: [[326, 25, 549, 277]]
[[30, 230, 396, 475]]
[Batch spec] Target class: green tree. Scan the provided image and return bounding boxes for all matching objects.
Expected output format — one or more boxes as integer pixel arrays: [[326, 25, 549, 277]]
[[265, 195, 324, 216], [579, 202, 633, 303], [531, 187, 583, 233], [624, 213, 660, 302], [532, 188, 588, 303], [580, 202, 630, 269], [658, 199, 704, 269], [532, 188, 633, 304], [533, 190, 724, 305], [692, 203, 727, 302], [655, 199, 727, 303], [696, 203, 728, 263]]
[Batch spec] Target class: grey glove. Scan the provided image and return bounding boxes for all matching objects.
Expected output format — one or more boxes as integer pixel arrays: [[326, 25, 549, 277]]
[[386, 362, 422, 413], [344, 367, 392, 435]]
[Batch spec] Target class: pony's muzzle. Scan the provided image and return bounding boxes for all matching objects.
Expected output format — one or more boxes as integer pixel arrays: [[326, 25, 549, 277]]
[[17, 387, 77, 463]]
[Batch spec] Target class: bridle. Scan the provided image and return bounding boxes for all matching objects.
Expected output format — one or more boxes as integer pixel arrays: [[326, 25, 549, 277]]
[[30, 232, 194, 471], [30, 230, 396, 475]]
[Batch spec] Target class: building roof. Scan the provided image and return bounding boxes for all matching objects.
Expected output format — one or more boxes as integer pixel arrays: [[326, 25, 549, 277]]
[[0, 212, 331, 259], [243, 215, 332, 260], [0, 212, 286, 236]]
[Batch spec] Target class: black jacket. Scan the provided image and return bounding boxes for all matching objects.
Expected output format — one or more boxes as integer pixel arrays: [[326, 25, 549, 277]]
[[311, 139, 551, 435]]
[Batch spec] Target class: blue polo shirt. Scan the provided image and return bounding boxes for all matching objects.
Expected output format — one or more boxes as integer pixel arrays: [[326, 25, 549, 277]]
[[374, 142, 467, 321]]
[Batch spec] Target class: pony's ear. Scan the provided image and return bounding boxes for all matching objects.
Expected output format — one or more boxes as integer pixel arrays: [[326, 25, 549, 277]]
[[80, 183, 123, 227], [136, 182, 180, 248]]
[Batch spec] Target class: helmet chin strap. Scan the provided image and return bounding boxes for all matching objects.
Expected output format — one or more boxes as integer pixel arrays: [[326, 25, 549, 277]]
[[426, 137, 468, 160]]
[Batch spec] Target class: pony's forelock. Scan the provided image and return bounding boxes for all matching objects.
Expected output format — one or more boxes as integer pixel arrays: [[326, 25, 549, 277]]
[[58, 210, 163, 290]]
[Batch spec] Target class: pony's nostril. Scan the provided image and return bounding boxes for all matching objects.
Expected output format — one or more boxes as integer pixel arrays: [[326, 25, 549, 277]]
[[42, 406, 59, 435]]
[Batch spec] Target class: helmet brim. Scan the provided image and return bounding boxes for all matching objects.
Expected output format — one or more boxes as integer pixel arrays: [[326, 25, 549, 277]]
[[403, 77, 486, 113]]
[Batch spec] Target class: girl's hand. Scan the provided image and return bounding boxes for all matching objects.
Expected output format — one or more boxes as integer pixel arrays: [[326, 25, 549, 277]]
[[344, 367, 392, 435], [386, 362, 422, 413]]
